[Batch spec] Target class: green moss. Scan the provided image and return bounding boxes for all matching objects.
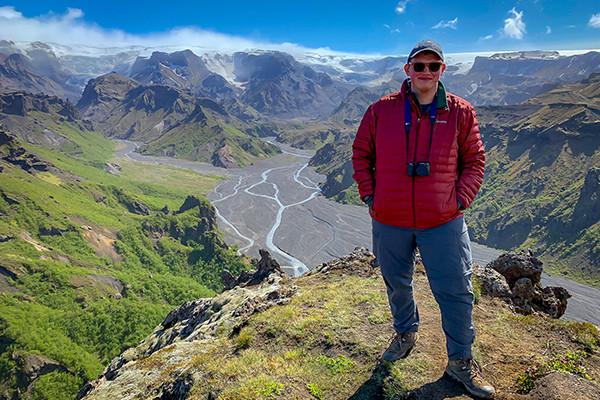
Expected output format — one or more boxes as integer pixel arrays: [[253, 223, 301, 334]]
[[516, 350, 593, 394], [472, 275, 482, 305], [307, 383, 325, 399], [235, 328, 255, 350], [315, 354, 355, 375]]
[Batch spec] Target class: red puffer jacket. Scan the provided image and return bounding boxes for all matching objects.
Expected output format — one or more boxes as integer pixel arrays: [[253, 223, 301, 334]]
[[352, 79, 485, 229]]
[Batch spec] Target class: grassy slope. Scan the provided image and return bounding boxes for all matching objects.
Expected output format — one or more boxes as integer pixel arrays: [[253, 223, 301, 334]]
[[95, 261, 600, 400], [0, 117, 247, 399], [467, 124, 600, 287], [140, 115, 278, 167]]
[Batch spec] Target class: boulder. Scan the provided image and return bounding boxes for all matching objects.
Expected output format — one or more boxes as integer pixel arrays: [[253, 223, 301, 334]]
[[529, 371, 600, 400], [12, 352, 68, 394], [486, 250, 570, 318], [104, 162, 121, 175], [473, 264, 512, 299], [489, 250, 543, 288], [0, 234, 14, 243], [222, 249, 284, 290], [126, 200, 150, 215], [176, 195, 203, 214]]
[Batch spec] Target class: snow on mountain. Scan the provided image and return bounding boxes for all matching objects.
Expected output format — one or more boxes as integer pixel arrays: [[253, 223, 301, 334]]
[[3, 40, 600, 94]]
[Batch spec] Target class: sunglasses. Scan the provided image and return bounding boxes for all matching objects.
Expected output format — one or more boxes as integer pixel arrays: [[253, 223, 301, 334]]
[[410, 62, 443, 72]]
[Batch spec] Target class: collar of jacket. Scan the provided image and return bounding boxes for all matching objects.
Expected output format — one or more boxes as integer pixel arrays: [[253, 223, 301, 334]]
[[401, 78, 448, 110]]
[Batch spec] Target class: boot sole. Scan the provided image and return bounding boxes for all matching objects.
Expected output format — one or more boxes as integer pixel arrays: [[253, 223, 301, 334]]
[[444, 371, 495, 400]]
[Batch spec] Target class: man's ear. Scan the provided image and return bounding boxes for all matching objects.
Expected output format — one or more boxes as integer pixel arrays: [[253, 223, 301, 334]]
[[440, 63, 446, 75], [404, 63, 410, 75]]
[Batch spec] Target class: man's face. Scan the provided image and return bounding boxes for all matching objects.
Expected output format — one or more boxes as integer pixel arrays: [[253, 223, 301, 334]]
[[403, 52, 446, 95]]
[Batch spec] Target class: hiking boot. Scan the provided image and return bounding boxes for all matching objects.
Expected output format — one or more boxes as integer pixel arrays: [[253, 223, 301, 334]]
[[445, 358, 496, 399], [381, 332, 418, 362]]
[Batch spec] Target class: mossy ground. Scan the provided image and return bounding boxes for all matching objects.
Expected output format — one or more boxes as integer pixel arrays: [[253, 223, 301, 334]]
[[117, 263, 599, 400]]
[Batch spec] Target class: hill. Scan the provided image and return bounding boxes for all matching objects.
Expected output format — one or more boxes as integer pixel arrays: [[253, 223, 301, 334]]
[[0, 95, 250, 399], [78, 248, 600, 400], [77, 73, 279, 168]]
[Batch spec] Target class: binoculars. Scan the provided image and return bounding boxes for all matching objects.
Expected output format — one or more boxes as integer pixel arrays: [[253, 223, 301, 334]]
[[407, 162, 430, 177]]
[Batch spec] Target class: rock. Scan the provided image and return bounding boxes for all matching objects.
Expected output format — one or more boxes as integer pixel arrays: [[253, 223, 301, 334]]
[[512, 277, 535, 314], [223, 249, 284, 290], [489, 250, 543, 288], [155, 374, 193, 400], [78, 266, 298, 398], [1, 191, 19, 205], [536, 286, 570, 319], [0, 234, 14, 243], [486, 251, 571, 318], [529, 371, 600, 400], [211, 144, 237, 168], [12, 352, 68, 393], [0, 128, 52, 173], [176, 195, 202, 214], [473, 264, 512, 299], [314, 247, 377, 278], [127, 200, 150, 215], [104, 162, 121, 175], [39, 226, 71, 236], [160, 205, 169, 214]]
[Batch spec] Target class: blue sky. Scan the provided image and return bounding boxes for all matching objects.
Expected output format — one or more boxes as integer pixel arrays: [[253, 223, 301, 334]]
[[1, 1, 599, 55]]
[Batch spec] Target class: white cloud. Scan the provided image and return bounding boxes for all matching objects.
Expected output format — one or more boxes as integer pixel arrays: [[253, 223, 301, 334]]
[[383, 24, 401, 33], [545, 25, 551, 34], [432, 17, 458, 30], [395, 1, 411, 14], [0, 5, 367, 57], [0, 6, 22, 19], [65, 8, 84, 20], [480, 34, 494, 41], [503, 8, 526, 39], [589, 14, 600, 28]]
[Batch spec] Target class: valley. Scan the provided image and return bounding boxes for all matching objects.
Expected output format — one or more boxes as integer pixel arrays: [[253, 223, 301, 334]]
[[115, 138, 600, 327]]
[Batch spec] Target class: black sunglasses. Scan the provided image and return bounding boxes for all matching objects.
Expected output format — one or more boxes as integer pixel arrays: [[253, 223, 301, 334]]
[[410, 62, 443, 72]]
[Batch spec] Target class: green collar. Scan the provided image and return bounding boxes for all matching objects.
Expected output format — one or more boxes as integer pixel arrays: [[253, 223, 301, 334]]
[[406, 79, 448, 109]]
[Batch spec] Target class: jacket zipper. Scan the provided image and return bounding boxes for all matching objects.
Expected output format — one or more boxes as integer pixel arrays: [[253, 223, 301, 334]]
[[412, 113, 421, 228]]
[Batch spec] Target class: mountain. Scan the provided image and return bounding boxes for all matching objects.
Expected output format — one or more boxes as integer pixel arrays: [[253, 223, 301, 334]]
[[468, 72, 600, 280], [444, 51, 600, 106], [0, 92, 83, 152], [0, 40, 138, 99], [0, 41, 84, 100], [0, 53, 67, 99], [129, 50, 237, 100], [0, 99, 249, 399], [76, 248, 599, 400], [234, 51, 353, 118], [77, 73, 279, 167]]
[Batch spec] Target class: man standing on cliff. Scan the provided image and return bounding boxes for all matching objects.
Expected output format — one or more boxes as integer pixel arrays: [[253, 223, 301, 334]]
[[352, 40, 495, 399]]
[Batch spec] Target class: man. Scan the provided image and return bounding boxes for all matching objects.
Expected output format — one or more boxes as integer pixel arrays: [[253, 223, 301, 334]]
[[352, 40, 495, 399]]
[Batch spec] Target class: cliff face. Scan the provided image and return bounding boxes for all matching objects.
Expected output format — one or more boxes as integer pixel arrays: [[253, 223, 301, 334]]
[[470, 73, 600, 277], [77, 248, 600, 400]]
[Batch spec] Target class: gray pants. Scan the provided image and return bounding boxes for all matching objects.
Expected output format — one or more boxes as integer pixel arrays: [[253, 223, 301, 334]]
[[372, 216, 475, 360]]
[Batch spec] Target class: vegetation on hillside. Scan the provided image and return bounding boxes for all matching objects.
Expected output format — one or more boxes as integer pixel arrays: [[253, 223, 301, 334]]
[[0, 118, 248, 399]]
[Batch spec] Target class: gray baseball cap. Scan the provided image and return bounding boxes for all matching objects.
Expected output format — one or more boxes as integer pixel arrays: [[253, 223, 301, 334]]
[[407, 40, 444, 62]]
